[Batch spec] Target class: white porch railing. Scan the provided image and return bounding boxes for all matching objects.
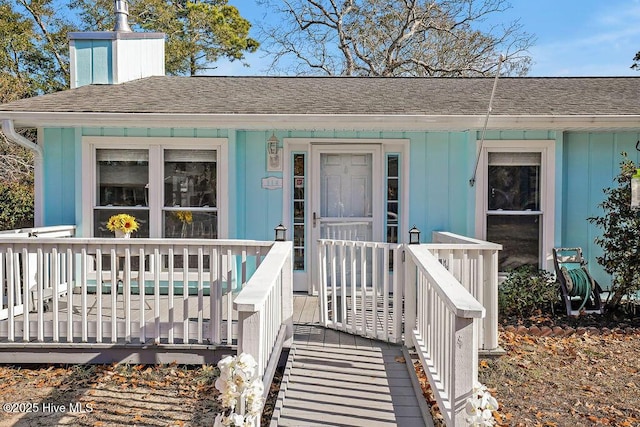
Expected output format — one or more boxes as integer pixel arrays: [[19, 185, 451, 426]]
[[317, 233, 499, 426], [234, 241, 293, 396], [317, 239, 403, 343], [405, 244, 486, 427], [0, 237, 273, 348], [0, 225, 76, 239], [426, 231, 502, 352]]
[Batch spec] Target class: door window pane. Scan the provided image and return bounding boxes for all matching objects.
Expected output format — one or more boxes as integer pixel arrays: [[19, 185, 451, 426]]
[[386, 155, 399, 244], [321, 222, 372, 241], [292, 154, 306, 270], [321, 153, 372, 218]]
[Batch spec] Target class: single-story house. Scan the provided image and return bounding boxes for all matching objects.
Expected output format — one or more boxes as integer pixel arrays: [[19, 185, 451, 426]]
[[3, 10, 639, 423], [1, 22, 639, 295]]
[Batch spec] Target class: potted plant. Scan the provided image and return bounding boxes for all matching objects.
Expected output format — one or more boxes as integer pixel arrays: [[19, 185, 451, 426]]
[[106, 213, 139, 238]]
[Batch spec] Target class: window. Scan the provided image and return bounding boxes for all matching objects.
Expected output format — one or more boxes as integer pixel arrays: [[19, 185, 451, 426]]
[[292, 153, 306, 271], [476, 141, 555, 273], [386, 154, 399, 244], [94, 149, 150, 237], [163, 150, 217, 239], [85, 137, 227, 239], [487, 152, 541, 270], [386, 154, 400, 269]]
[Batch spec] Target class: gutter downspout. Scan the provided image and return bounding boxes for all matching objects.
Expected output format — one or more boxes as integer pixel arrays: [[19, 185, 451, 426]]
[[2, 119, 44, 226]]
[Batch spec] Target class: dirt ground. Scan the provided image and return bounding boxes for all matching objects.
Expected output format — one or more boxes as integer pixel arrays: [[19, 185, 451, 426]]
[[416, 329, 640, 427], [0, 363, 222, 426], [0, 360, 283, 427], [481, 330, 640, 426]]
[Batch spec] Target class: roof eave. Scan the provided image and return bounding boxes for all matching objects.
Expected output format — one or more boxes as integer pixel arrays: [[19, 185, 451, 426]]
[[1, 112, 639, 132]]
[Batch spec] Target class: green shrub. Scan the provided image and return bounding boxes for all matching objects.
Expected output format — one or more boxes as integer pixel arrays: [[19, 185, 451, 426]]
[[498, 266, 558, 318], [587, 153, 640, 311], [0, 181, 34, 230]]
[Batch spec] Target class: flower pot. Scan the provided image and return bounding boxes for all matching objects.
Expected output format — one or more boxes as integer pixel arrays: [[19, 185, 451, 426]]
[[114, 230, 131, 238]]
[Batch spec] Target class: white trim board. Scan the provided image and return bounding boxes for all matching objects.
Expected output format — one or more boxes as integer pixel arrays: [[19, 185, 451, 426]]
[[6, 112, 640, 132]]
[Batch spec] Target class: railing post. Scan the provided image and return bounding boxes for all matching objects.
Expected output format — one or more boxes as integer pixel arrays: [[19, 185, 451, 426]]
[[483, 249, 499, 351], [403, 245, 417, 348], [281, 244, 294, 344], [237, 309, 265, 375], [453, 316, 478, 426]]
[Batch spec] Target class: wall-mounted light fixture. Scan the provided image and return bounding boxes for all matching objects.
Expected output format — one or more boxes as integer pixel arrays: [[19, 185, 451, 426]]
[[267, 132, 282, 172]]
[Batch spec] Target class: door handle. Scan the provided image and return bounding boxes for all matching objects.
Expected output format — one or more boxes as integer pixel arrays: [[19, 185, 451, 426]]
[[313, 212, 321, 228]]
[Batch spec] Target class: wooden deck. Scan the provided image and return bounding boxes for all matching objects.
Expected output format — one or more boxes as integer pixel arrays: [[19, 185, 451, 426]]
[[271, 295, 432, 427]]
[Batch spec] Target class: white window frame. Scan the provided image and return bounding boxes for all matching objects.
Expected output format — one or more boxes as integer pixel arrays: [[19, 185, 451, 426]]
[[82, 136, 228, 238], [474, 140, 555, 271]]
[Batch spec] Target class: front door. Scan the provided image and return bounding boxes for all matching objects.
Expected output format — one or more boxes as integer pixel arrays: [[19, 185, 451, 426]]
[[309, 145, 383, 293]]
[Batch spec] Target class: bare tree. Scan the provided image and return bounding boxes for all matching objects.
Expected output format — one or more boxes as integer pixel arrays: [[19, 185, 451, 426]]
[[259, 0, 534, 76]]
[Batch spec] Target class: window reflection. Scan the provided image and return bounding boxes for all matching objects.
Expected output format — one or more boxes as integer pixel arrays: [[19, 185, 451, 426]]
[[164, 150, 216, 208], [95, 149, 150, 237], [97, 149, 149, 207], [487, 152, 542, 271], [293, 154, 306, 271], [163, 150, 218, 239], [488, 165, 540, 211]]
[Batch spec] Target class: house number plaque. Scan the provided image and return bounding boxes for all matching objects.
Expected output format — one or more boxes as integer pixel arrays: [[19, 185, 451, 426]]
[[261, 177, 283, 190]]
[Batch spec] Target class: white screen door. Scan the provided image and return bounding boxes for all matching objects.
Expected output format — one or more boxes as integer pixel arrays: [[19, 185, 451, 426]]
[[310, 145, 383, 293]]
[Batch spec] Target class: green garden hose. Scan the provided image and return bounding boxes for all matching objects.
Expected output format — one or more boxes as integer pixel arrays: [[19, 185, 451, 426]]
[[565, 267, 592, 312]]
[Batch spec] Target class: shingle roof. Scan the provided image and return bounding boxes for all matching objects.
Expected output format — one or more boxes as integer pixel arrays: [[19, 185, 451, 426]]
[[1, 76, 638, 116]]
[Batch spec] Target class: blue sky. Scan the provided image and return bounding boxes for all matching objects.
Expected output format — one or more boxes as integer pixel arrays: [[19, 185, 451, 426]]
[[214, 0, 640, 76]]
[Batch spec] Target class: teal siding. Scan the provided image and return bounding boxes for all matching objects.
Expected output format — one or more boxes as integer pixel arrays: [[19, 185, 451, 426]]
[[239, 131, 283, 241], [42, 128, 77, 226], [563, 132, 640, 289], [38, 125, 640, 289], [74, 40, 112, 87], [406, 132, 475, 241]]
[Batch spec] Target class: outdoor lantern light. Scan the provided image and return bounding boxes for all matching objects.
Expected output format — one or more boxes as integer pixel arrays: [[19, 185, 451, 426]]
[[274, 223, 287, 241], [408, 226, 421, 245], [632, 168, 640, 209], [267, 133, 282, 171]]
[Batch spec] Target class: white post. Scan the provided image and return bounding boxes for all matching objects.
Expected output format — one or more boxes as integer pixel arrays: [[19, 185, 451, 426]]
[[237, 309, 264, 375], [483, 249, 499, 351], [281, 245, 294, 344], [453, 316, 478, 426], [404, 246, 417, 348]]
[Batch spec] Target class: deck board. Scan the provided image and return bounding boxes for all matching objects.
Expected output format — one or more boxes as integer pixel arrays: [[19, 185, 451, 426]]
[[272, 294, 430, 427]]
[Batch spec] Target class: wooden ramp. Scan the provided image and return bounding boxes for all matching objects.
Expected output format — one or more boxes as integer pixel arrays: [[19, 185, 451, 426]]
[[271, 295, 431, 427]]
